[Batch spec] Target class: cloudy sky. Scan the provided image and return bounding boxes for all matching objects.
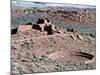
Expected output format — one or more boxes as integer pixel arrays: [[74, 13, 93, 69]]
[[12, 0, 96, 9], [12, 0, 96, 5]]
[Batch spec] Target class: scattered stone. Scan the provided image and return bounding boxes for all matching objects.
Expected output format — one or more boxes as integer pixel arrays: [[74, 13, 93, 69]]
[[11, 9, 96, 74], [21, 59, 29, 62], [70, 34, 76, 40], [57, 30, 64, 34], [77, 34, 83, 40], [89, 34, 96, 38]]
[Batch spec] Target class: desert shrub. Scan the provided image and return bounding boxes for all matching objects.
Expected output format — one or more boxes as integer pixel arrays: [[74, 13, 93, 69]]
[[11, 62, 22, 75], [23, 39, 34, 48], [32, 55, 54, 63]]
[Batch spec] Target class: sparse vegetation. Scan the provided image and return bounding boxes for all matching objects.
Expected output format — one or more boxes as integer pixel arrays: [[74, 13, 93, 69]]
[[11, 2, 96, 74]]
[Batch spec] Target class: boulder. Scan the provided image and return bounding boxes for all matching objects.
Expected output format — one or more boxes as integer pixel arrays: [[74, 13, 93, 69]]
[[67, 28, 74, 32], [11, 27, 18, 35], [67, 28, 79, 33], [70, 34, 76, 40], [77, 34, 83, 40], [57, 30, 63, 34]]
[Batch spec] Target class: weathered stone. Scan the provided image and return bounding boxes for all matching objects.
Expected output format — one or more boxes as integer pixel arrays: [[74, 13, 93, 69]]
[[57, 30, 64, 34], [37, 18, 44, 24], [70, 34, 76, 40], [32, 24, 40, 30], [77, 34, 83, 40], [44, 18, 52, 26], [11, 27, 18, 35], [32, 18, 64, 35]]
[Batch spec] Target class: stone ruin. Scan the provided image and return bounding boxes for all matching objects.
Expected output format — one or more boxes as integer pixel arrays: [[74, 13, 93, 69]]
[[11, 18, 63, 35], [32, 18, 63, 35]]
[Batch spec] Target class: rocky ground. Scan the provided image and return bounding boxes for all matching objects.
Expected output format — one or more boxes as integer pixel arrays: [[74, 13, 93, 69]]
[[11, 25, 96, 74]]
